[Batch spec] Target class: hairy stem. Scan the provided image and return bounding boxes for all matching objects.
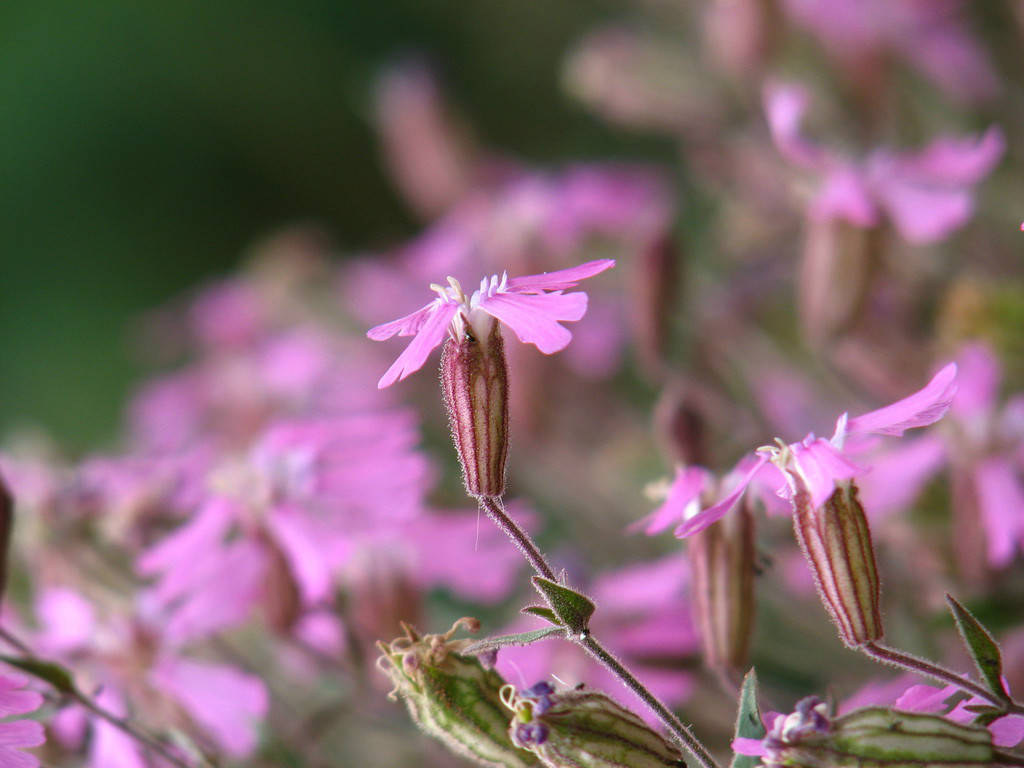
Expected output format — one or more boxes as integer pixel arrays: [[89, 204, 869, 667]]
[[477, 494, 720, 768], [478, 495, 556, 581], [863, 641, 1024, 715], [582, 634, 721, 768]]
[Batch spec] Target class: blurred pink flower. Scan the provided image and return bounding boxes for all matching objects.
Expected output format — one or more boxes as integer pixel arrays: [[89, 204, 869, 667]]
[[765, 81, 1004, 244], [367, 259, 615, 388], [780, 0, 998, 103], [33, 587, 267, 765], [0, 670, 44, 768], [676, 363, 957, 536]]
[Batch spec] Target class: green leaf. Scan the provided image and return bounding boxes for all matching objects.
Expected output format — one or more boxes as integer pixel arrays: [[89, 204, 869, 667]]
[[462, 627, 566, 656], [532, 577, 596, 636], [945, 594, 1010, 702], [731, 669, 766, 768], [0, 654, 76, 694], [521, 606, 562, 625]]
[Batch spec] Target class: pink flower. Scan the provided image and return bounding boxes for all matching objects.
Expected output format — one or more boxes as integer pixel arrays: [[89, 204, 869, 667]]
[[896, 682, 1024, 748], [765, 81, 1004, 244], [367, 259, 615, 388], [0, 671, 45, 768], [779, 0, 998, 104], [676, 363, 957, 537]]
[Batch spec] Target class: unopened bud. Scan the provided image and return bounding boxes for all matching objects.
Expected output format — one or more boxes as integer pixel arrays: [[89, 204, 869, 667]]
[[630, 235, 683, 377], [799, 219, 876, 345], [792, 482, 883, 647], [502, 682, 684, 767], [377, 618, 539, 768], [442, 325, 510, 498], [690, 502, 756, 681], [754, 696, 997, 768]]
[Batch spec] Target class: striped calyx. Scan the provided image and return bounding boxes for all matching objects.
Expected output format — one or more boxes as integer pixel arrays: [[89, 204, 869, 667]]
[[441, 324, 510, 498], [377, 618, 540, 768], [792, 481, 883, 647], [689, 501, 756, 681], [501, 682, 684, 768], [759, 697, 997, 768]]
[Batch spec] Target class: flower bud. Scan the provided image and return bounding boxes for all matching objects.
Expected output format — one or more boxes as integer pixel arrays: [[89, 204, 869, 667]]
[[752, 696, 997, 768], [792, 481, 883, 647], [502, 682, 684, 767], [442, 324, 510, 498], [377, 618, 539, 768], [689, 502, 756, 682]]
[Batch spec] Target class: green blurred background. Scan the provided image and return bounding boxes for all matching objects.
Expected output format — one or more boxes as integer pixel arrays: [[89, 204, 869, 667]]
[[0, 0, 662, 450]]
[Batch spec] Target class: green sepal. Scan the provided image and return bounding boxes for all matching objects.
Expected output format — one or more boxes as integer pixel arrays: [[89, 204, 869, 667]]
[[532, 577, 595, 635], [945, 594, 1010, 702], [521, 606, 562, 626], [0, 654, 76, 694], [463, 627, 566, 656], [830, 707, 995, 765], [730, 669, 766, 768]]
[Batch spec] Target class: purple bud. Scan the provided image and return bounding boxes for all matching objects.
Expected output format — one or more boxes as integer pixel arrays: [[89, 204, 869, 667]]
[[513, 721, 549, 747]]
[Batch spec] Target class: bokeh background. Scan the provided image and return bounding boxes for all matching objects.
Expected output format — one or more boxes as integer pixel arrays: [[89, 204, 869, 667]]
[[1, 0, 679, 448]]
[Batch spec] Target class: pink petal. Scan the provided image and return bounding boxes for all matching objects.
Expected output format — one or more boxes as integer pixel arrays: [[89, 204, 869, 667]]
[[375, 302, 459, 388], [868, 128, 1004, 244], [675, 455, 768, 538], [479, 291, 588, 353], [366, 300, 438, 341], [988, 714, 1024, 748], [973, 458, 1024, 568], [855, 435, 947, 517], [0, 721, 45, 749], [731, 737, 767, 756], [630, 466, 709, 535], [789, 438, 860, 508], [0, 746, 41, 768], [811, 165, 878, 226], [846, 363, 957, 437], [152, 658, 268, 757], [894, 684, 956, 713], [762, 80, 829, 170], [951, 341, 1001, 421], [503, 259, 615, 292]]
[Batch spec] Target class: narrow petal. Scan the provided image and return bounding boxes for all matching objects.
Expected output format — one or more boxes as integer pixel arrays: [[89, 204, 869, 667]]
[[811, 166, 878, 226], [894, 684, 956, 713], [0, 721, 45, 748], [731, 737, 767, 757], [479, 292, 587, 353], [762, 80, 830, 169], [951, 341, 1001, 421], [376, 302, 459, 388], [973, 458, 1024, 568], [789, 438, 860, 509], [504, 259, 615, 292], [988, 714, 1024, 748], [366, 300, 438, 340], [630, 467, 709, 535], [868, 128, 1004, 244], [856, 435, 947, 517], [846, 363, 958, 437], [675, 455, 768, 538]]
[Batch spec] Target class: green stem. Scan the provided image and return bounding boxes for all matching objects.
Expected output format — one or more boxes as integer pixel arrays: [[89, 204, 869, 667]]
[[863, 642, 1024, 715], [477, 494, 721, 768]]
